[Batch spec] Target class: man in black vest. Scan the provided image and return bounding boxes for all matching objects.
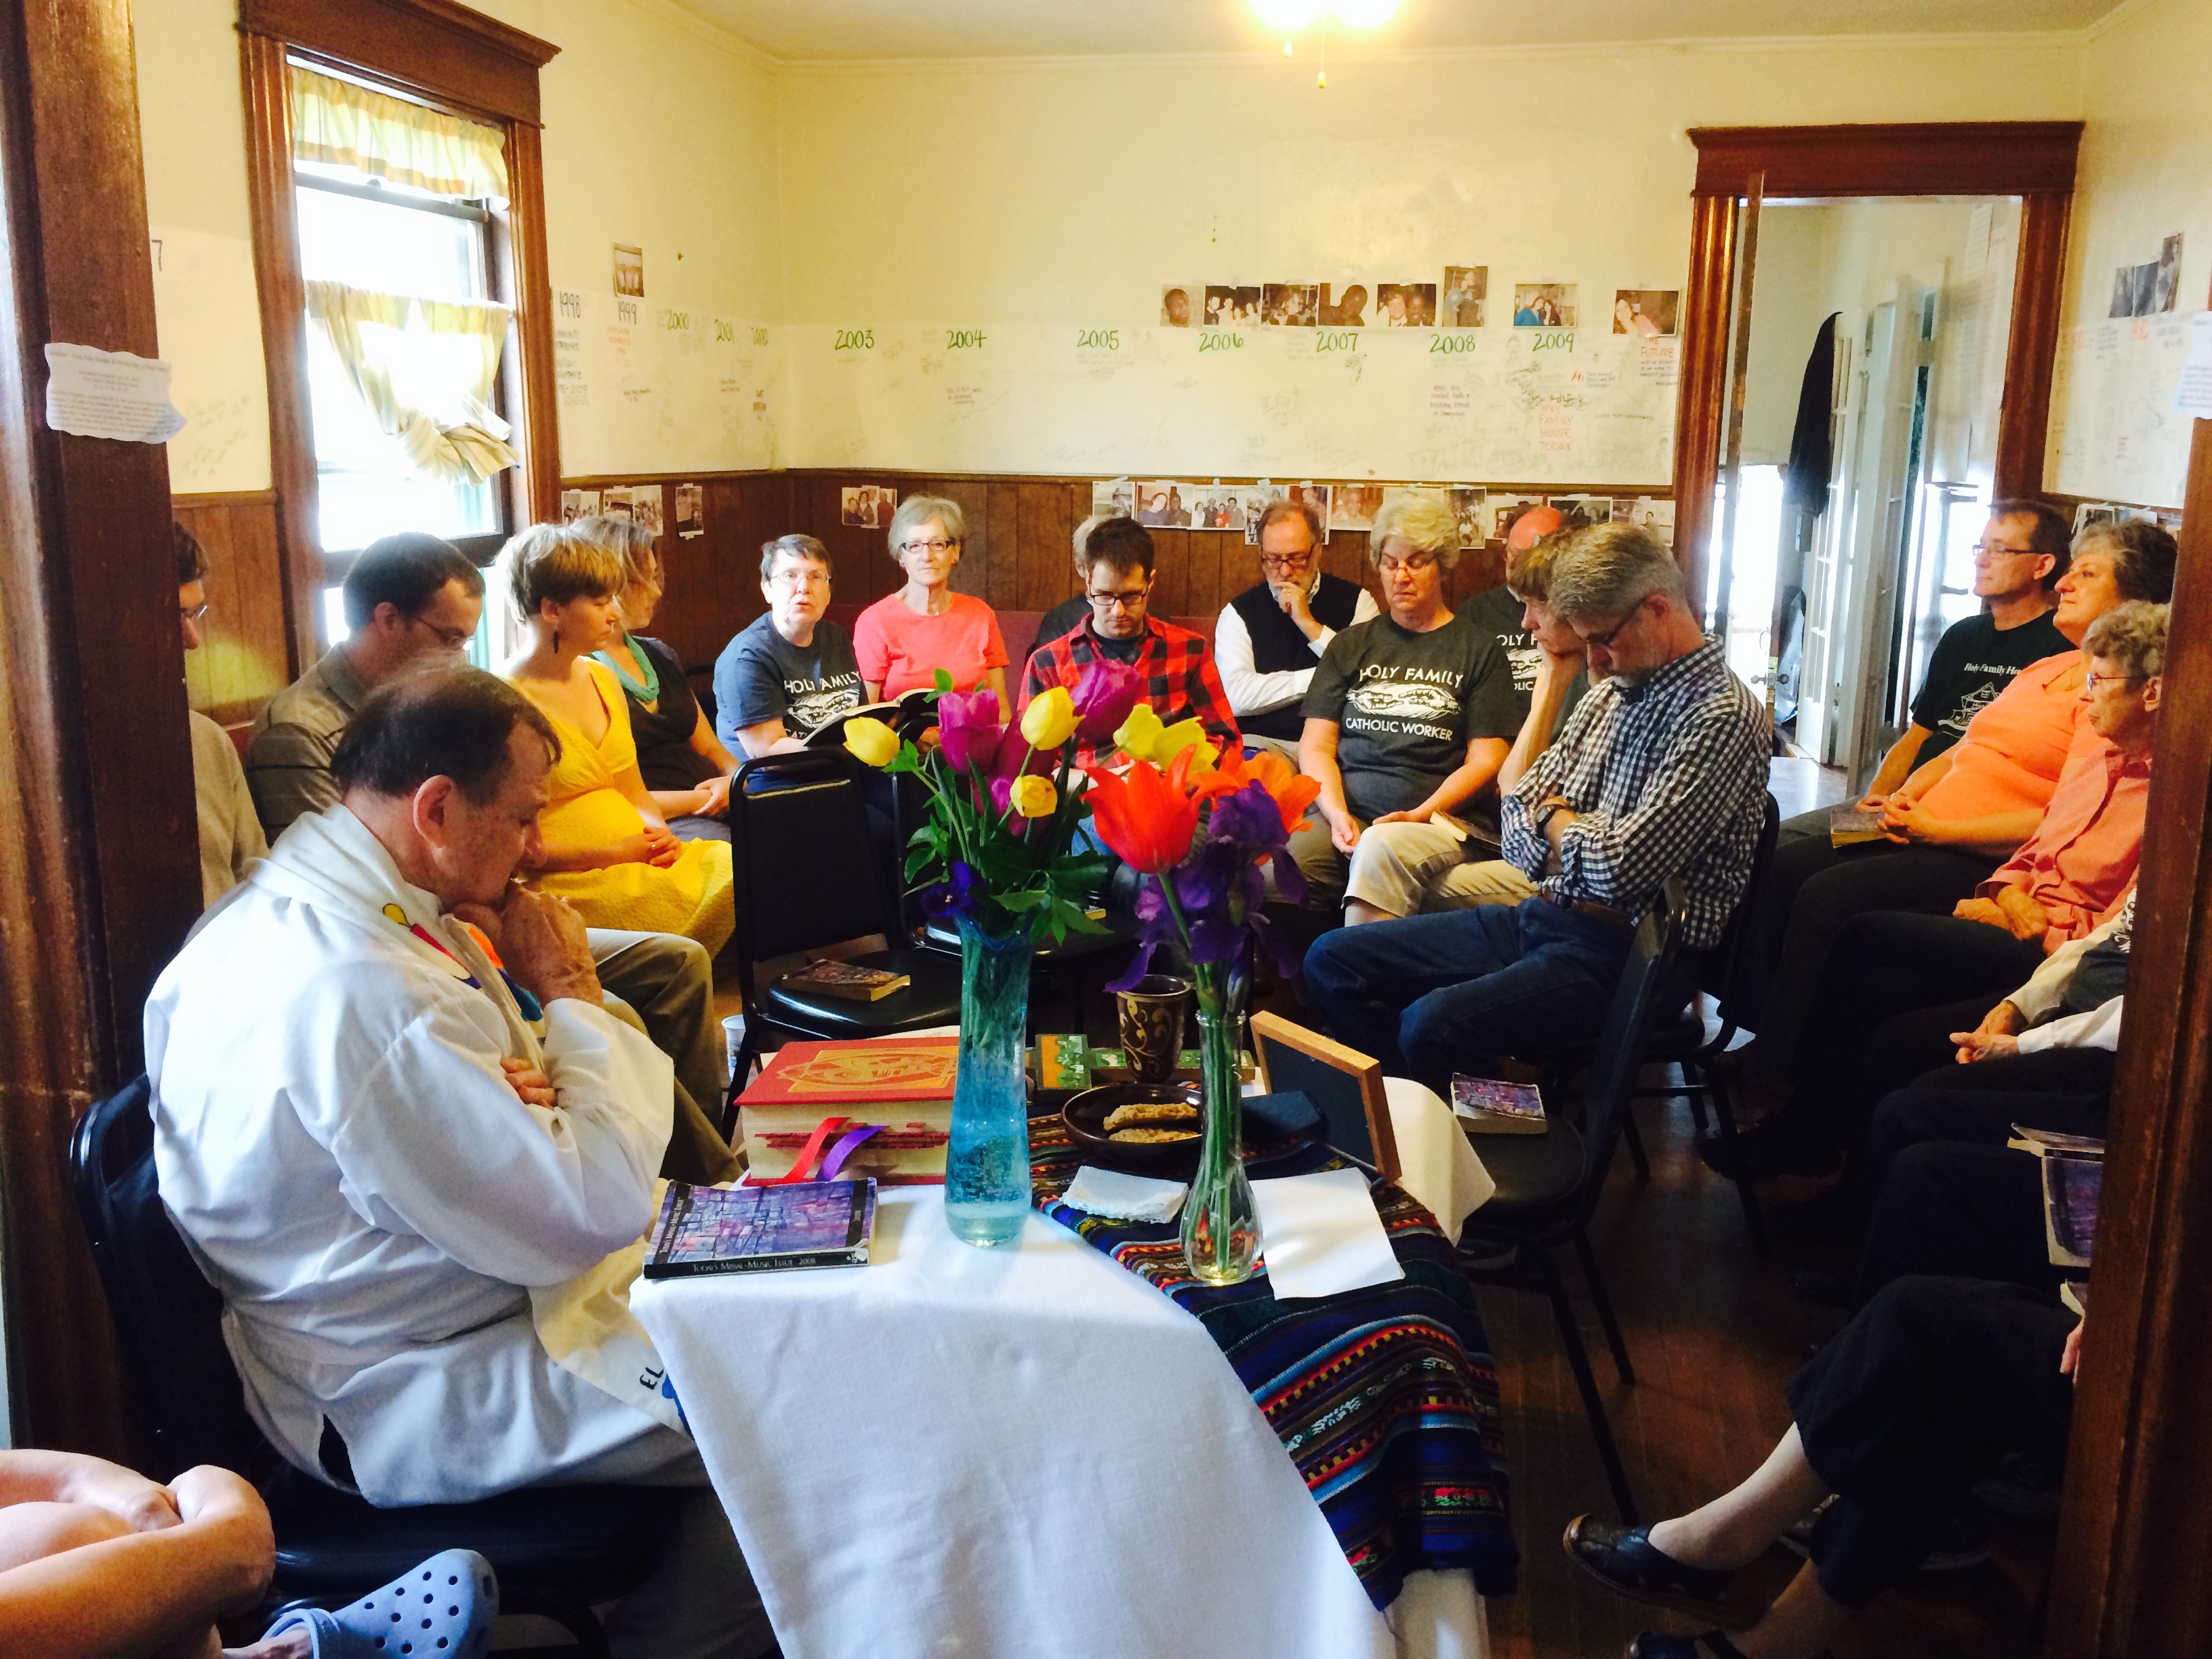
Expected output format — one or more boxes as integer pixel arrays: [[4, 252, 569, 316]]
[[1213, 498, 1378, 764]]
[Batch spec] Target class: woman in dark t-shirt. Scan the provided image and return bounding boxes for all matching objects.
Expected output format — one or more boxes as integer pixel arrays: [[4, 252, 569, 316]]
[[585, 516, 742, 843]]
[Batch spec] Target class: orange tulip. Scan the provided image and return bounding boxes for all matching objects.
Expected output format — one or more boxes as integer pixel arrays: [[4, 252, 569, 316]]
[[1084, 753, 1203, 873], [1193, 743, 1321, 837]]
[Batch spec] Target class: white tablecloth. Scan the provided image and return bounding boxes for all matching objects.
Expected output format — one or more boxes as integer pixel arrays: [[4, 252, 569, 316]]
[[634, 1189, 1487, 1659]]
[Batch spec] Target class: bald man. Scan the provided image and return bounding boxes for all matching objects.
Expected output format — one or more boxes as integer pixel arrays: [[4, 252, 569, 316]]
[[1460, 506, 1572, 726]]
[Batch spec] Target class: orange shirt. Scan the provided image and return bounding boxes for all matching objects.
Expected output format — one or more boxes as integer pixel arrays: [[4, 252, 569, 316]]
[[1918, 650, 2085, 823], [1978, 735, 2150, 950]]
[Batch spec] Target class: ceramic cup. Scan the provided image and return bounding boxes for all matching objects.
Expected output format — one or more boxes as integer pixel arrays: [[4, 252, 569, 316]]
[[1115, 975, 1193, 1084]]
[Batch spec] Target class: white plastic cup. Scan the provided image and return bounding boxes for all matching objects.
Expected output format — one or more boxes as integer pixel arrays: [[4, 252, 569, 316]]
[[722, 1014, 747, 1085]]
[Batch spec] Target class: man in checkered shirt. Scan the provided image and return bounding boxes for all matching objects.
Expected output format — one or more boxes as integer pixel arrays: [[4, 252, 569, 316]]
[[1019, 516, 1239, 769], [1307, 523, 1768, 1089]]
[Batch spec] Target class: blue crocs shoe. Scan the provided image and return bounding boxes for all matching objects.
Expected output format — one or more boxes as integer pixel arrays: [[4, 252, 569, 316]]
[[264, 1549, 497, 1658]]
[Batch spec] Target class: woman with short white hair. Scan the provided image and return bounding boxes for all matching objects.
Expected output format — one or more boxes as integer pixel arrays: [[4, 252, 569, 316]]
[[853, 494, 1010, 705], [1293, 491, 1525, 921]]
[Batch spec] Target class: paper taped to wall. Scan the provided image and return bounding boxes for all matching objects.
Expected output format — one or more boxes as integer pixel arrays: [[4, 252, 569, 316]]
[[43, 343, 186, 444], [2172, 312, 2212, 419]]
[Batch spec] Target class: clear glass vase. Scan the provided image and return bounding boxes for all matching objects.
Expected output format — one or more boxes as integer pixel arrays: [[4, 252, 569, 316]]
[[1180, 969, 1258, 1284], [945, 914, 1034, 1246]]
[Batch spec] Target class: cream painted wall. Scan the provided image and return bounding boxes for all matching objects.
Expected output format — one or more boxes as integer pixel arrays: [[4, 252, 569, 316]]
[[2047, 0, 2212, 506], [133, 0, 785, 491]]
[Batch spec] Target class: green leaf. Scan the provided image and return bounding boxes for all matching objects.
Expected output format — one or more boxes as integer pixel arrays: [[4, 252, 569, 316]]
[[934, 668, 954, 693]]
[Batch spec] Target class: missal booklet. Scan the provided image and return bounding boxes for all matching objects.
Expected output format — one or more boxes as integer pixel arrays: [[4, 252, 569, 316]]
[[1450, 1075, 1549, 1135], [644, 1179, 878, 1278], [1828, 804, 1887, 848], [2042, 1151, 2102, 1270], [779, 959, 911, 1001], [2007, 1125, 2106, 1158]]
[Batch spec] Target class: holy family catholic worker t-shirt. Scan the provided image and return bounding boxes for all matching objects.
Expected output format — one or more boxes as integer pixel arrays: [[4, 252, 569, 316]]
[[1908, 609, 2071, 761], [713, 613, 862, 748], [1303, 611, 1521, 820]]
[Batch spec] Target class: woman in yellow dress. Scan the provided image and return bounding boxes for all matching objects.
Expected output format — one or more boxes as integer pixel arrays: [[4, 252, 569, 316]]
[[497, 524, 733, 953]]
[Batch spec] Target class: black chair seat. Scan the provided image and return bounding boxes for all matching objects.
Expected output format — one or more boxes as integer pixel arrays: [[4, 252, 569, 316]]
[[757, 947, 963, 1034], [1465, 1122, 1587, 1225], [268, 1471, 684, 1603]]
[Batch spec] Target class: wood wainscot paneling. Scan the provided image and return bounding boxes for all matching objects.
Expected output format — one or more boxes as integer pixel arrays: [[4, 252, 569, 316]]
[[176, 491, 290, 731]]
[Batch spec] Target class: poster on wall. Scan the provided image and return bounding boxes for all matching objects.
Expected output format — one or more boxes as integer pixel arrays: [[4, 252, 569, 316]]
[[1374, 283, 1435, 327], [1513, 285, 1575, 327], [841, 485, 895, 529], [1612, 290, 1679, 337], [1161, 285, 1196, 327], [613, 244, 644, 298], [1319, 283, 1369, 326], [1441, 268, 1486, 328], [674, 482, 704, 539]]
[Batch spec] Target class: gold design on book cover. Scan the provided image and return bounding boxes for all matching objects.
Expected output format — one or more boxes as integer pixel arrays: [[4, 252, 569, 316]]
[[779, 1046, 957, 1094]]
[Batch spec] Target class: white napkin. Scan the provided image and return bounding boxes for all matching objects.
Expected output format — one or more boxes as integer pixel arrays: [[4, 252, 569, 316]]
[[1251, 1167, 1405, 1299], [1061, 1165, 1189, 1223], [1383, 1076, 1496, 1242]]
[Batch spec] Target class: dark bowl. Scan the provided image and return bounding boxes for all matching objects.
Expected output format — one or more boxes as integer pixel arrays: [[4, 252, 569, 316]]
[[1061, 1082, 1205, 1170]]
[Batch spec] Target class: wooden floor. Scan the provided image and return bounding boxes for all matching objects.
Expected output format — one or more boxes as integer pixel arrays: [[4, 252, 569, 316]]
[[1480, 1080, 2056, 1659]]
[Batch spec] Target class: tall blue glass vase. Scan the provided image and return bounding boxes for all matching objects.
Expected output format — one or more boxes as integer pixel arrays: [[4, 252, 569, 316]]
[[945, 914, 1035, 1246]]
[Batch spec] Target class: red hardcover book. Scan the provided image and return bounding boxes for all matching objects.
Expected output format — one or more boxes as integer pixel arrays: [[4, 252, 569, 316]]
[[737, 1038, 958, 1185]]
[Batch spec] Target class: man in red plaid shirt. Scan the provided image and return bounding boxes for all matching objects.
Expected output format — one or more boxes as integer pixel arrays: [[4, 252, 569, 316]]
[[1019, 516, 1240, 768]]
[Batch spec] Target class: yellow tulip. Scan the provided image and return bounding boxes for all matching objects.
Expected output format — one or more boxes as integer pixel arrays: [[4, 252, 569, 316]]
[[842, 716, 900, 769], [1008, 773, 1058, 819], [1113, 702, 1164, 760], [1020, 684, 1079, 750], [1153, 718, 1211, 771]]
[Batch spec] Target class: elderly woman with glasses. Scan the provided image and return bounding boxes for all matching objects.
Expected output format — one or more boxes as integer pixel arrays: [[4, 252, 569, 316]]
[[713, 534, 863, 757], [853, 494, 1009, 707], [1292, 491, 1523, 919]]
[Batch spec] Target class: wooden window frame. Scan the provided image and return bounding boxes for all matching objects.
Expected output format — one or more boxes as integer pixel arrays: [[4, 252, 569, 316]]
[[1669, 122, 2084, 604], [239, 0, 560, 676]]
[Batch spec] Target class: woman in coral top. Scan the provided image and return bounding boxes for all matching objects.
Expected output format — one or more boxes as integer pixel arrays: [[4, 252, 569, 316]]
[[497, 525, 733, 954], [1737, 518, 2175, 1088], [853, 495, 1009, 705]]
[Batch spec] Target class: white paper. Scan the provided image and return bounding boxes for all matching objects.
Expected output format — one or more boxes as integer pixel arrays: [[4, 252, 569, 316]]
[[43, 342, 186, 443], [1061, 1165, 1187, 1223], [1382, 1076, 1496, 1242], [1252, 1167, 1404, 1300], [2172, 312, 2212, 417]]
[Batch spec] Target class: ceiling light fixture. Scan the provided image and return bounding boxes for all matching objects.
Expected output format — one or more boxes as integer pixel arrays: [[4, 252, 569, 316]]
[[1247, 0, 1401, 27]]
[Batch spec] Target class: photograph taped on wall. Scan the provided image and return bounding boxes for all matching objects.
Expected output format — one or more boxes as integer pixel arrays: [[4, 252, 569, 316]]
[[1189, 483, 1246, 531], [1613, 290, 1679, 337], [1376, 283, 1435, 327], [1240, 483, 1288, 544], [1513, 284, 1576, 327], [1136, 482, 1192, 528], [1330, 482, 1384, 533], [1320, 283, 1369, 327], [842, 485, 895, 529], [600, 485, 636, 522], [630, 488, 664, 538], [1547, 495, 1613, 531], [1263, 283, 1319, 327], [613, 243, 644, 298], [1622, 496, 1675, 544], [1441, 268, 1486, 328], [675, 482, 704, 539], [2156, 234, 2184, 314], [1093, 477, 1138, 519], [1488, 495, 1541, 542], [1448, 486, 1487, 548], [1204, 285, 1261, 327], [1162, 284, 1197, 328], [560, 488, 601, 523]]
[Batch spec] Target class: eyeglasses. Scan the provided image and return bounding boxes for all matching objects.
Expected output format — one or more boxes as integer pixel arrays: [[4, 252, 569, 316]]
[[409, 615, 474, 650], [1576, 597, 1650, 651], [1972, 542, 2039, 560], [769, 569, 830, 590], [2085, 672, 2150, 691], [1374, 553, 1440, 576], [901, 538, 956, 556], [179, 602, 210, 623], [1258, 553, 1312, 572], [1086, 587, 1150, 612]]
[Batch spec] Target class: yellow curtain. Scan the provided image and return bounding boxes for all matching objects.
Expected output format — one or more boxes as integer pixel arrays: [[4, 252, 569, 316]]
[[304, 280, 520, 485], [289, 65, 509, 201]]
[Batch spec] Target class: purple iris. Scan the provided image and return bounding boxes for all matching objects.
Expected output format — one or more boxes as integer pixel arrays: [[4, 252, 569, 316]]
[[1070, 659, 1146, 742], [1206, 779, 1306, 906], [921, 859, 984, 922]]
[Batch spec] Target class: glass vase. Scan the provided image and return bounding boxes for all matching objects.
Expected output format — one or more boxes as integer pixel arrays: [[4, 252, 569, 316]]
[[1180, 969, 1258, 1285], [945, 914, 1035, 1246]]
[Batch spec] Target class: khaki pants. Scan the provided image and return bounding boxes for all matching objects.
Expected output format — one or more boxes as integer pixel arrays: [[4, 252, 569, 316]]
[[1345, 820, 1539, 918]]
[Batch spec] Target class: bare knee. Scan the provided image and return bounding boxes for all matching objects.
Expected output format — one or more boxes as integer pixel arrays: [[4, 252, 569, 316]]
[[0, 1500, 136, 1571]]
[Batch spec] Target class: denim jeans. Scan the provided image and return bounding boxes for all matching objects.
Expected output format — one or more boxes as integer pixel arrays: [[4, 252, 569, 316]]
[[1303, 897, 1660, 1092]]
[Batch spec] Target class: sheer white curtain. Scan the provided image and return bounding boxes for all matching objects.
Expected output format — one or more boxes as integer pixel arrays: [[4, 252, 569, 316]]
[[290, 66, 509, 199], [303, 281, 519, 486]]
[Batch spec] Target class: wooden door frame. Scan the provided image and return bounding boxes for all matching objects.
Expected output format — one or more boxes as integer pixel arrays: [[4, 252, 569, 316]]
[[237, 0, 560, 678], [1671, 122, 2084, 605]]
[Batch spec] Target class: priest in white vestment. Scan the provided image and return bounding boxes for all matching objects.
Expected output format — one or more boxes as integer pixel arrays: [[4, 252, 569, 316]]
[[148, 667, 769, 1658]]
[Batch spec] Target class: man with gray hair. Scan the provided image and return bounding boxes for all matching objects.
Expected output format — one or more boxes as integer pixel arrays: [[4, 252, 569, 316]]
[[1306, 522, 1769, 1088], [1214, 496, 1378, 757]]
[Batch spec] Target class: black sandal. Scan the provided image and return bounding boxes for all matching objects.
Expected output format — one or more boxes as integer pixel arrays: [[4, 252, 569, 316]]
[[1562, 1514, 1752, 1629]]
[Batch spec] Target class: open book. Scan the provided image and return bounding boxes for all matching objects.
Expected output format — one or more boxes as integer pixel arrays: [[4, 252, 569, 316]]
[[804, 687, 934, 747]]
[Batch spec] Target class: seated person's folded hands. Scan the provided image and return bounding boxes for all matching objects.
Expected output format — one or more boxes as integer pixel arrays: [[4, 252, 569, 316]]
[[1950, 997, 2027, 1063]]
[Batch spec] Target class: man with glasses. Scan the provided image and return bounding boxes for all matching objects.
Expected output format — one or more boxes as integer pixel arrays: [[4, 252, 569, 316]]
[[1214, 498, 1378, 763], [1019, 516, 1237, 770], [176, 523, 267, 907], [1307, 523, 1768, 1090], [246, 531, 487, 838]]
